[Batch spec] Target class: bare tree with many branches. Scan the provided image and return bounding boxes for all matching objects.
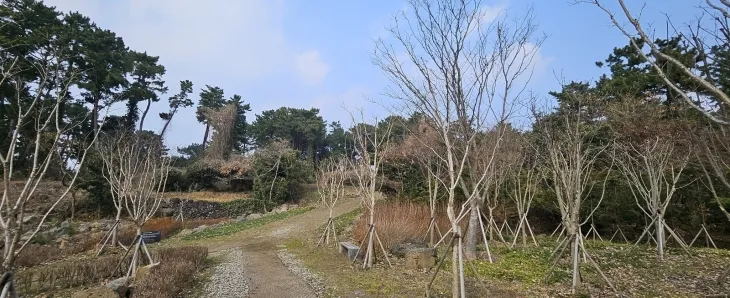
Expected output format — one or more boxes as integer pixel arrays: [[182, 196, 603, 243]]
[[350, 111, 393, 269], [97, 130, 171, 276], [0, 58, 102, 296], [373, 0, 543, 296], [584, 0, 730, 125], [508, 136, 539, 248], [538, 103, 614, 294], [316, 157, 347, 247]]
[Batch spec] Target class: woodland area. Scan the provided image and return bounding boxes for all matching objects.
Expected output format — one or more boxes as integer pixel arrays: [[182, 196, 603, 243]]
[[2, 0, 730, 297]]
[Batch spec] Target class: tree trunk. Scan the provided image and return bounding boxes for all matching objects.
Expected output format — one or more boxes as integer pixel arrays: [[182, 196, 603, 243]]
[[452, 232, 460, 298], [366, 207, 375, 268], [571, 233, 581, 294], [521, 213, 528, 246], [92, 98, 99, 133], [159, 107, 177, 140], [202, 124, 210, 150], [656, 214, 665, 260], [464, 199, 479, 260], [488, 207, 494, 241], [138, 99, 152, 131], [111, 208, 122, 247]]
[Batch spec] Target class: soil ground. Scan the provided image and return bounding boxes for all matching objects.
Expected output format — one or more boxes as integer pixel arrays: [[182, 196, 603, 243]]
[[171, 197, 361, 297]]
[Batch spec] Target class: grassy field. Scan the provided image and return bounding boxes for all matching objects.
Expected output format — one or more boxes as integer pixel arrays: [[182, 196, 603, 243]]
[[163, 191, 251, 202], [285, 209, 730, 298]]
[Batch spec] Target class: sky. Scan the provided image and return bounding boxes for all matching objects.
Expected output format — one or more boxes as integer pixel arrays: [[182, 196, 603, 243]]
[[42, 0, 702, 151]]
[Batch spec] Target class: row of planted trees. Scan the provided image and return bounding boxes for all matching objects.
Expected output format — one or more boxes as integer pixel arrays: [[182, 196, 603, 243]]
[[309, 1, 730, 298]]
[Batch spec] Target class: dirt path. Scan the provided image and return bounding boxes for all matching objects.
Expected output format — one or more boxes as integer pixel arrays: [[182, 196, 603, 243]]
[[198, 197, 361, 298]]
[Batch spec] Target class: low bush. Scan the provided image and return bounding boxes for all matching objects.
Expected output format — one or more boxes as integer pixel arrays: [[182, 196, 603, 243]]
[[15, 254, 124, 294], [353, 202, 465, 250], [13, 234, 102, 268], [183, 206, 315, 240], [134, 246, 209, 298]]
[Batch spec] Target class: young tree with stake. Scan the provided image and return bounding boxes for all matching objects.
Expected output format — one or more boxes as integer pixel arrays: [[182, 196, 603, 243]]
[[0, 60, 103, 297], [350, 111, 393, 269], [316, 157, 347, 247], [97, 130, 171, 275], [537, 100, 615, 294], [373, 0, 542, 296]]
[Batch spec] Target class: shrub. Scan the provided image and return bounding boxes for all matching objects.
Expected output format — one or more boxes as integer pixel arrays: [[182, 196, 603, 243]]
[[134, 246, 209, 298], [15, 254, 124, 294], [252, 141, 313, 208], [353, 202, 465, 251]]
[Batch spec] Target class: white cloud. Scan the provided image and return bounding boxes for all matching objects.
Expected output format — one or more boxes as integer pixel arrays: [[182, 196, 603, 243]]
[[43, 0, 328, 85], [477, 4, 506, 24], [295, 50, 330, 86]]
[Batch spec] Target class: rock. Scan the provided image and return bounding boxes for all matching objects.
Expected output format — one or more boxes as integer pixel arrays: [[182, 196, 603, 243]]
[[160, 207, 175, 217], [105, 277, 130, 297], [289, 204, 299, 209], [60, 219, 71, 229], [235, 215, 247, 222], [59, 239, 68, 250], [72, 286, 119, 298], [404, 248, 436, 270], [273, 204, 289, 214], [391, 241, 429, 258], [247, 213, 262, 220], [134, 262, 159, 282], [22, 214, 36, 224], [178, 229, 194, 237], [192, 225, 208, 233]]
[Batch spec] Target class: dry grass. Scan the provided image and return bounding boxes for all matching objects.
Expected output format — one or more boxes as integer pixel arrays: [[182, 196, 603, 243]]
[[353, 202, 466, 251], [163, 191, 251, 202], [134, 246, 209, 298], [15, 254, 124, 294]]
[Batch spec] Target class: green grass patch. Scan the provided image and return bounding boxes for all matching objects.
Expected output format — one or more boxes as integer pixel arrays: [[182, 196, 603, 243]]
[[467, 245, 568, 285], [182, 206, 315, 240], [333, 208, 361, 229]]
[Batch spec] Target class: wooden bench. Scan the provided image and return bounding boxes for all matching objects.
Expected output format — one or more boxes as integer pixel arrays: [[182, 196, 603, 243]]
[[339, 241, 361, 260]]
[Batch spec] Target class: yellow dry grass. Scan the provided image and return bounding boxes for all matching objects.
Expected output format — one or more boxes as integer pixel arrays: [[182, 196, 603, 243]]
[[163, 191, 251, 202]]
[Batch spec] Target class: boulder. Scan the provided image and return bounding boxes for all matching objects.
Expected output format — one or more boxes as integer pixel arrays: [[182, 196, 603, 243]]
[[134, 262, 159, 283], [71, 286, 119, 298], [391, 241, 429, 258], [192, 225, 208, 232], [178, 229, 194, 237], [404, 247, 436, 270], [391, 241, 435, 270], [160, 207, 175, 217], [235, 215, 247, 222], [105, 277, 130, 297], [273, 204, 289, 214], [247, 213, 262, 220]]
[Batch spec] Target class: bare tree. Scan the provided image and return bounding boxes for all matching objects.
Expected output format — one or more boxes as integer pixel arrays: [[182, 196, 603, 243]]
[[350, 111, 393, 269], [373, 0, 543, 296], [698, 125, 730, 222], [538, 106, 614, 294], [584, 0, 730, 125], [0, 59, 102, 296], [316, 157, 347, 247], [508, 136, 539, 248], [614, 137, 690, 259], [97, 130, 171, 276]]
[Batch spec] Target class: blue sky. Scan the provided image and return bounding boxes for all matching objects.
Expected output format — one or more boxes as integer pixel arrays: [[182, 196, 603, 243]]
[[43, 0, 700, 151]]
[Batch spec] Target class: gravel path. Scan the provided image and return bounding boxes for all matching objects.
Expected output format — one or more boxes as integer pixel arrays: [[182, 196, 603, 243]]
[[197, 198, 361, 298], [202, 249, 250, 298], [277, 248, 326, 297]]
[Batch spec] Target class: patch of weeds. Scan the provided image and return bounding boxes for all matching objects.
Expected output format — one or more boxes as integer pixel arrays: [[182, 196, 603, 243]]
[[469, 247, 554, 285], [334, 208, 361, 229], [183, 256, 223, 298], [182, 206, 315, 240], [30, 233, 50, 245]]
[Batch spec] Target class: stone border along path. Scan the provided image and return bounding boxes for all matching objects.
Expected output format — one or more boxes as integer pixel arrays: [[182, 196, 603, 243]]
[[199, 197, 361, 298]]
